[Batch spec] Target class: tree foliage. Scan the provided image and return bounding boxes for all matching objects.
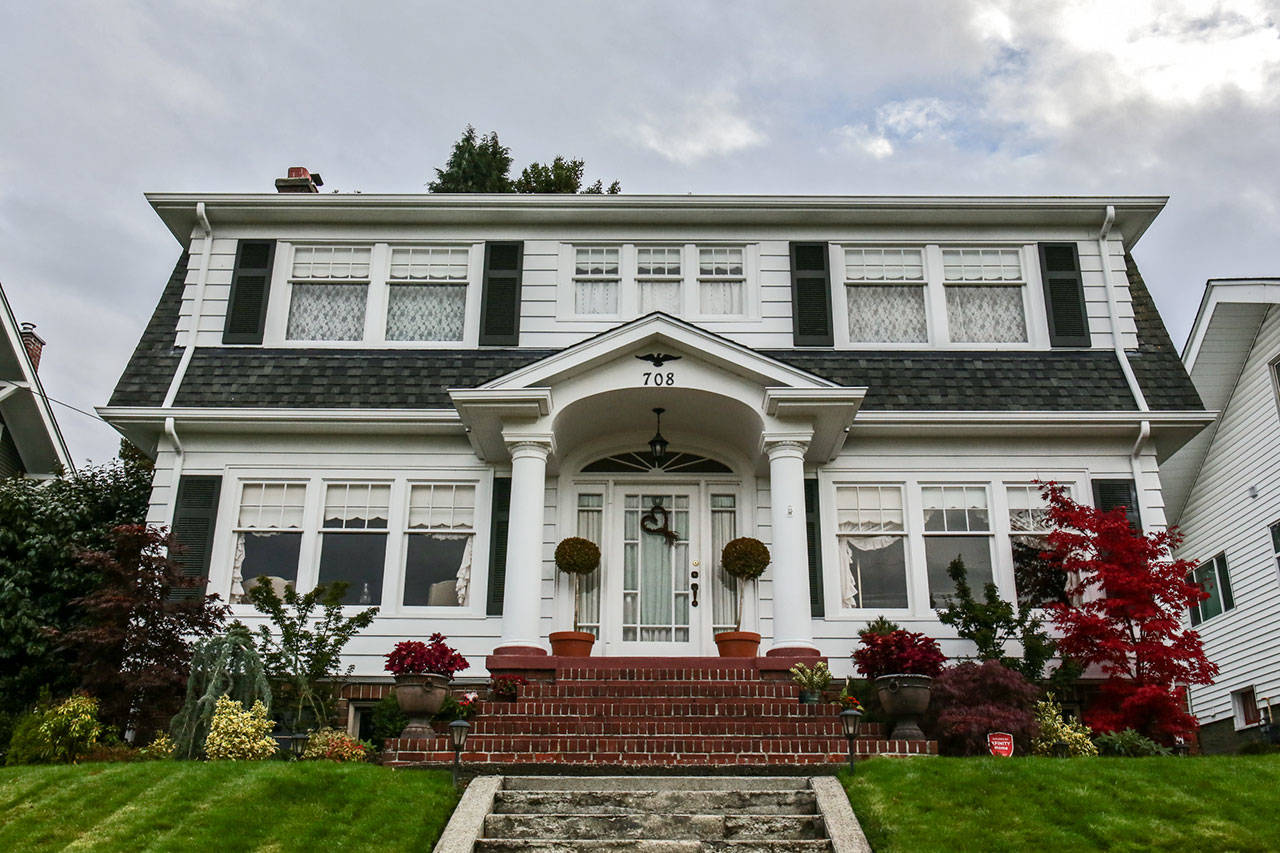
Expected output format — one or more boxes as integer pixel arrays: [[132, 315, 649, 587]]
[[53, 524, 228, 741], [248, 579, 378, 730], [926, 660, 1041, 756], [935, 556, 1056, 681], [170, 623, 272, 759], [0, 451, 152, 716], [429, 126, 620, 194], [1039, 482, 1217, 743]]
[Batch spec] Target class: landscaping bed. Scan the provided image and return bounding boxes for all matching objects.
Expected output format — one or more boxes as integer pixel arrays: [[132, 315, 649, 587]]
[[0, 762, 456, 851], [842, 755, 1280, 852]]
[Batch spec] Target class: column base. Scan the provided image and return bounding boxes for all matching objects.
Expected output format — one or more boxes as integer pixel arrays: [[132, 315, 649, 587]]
[[491, 644, 548, 657], [765, 644, 822, 658]]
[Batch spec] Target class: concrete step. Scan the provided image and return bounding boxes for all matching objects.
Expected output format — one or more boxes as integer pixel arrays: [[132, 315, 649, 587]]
[[502, 776, 811, 792], [492, 790, 819, 815], [474, 841, 834, 853], [482, 813, 825, 842]]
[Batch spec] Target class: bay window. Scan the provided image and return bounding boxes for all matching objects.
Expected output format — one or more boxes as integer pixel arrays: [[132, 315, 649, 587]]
[[317, 483, 390, 605], [942, 248, 1029, 343], [402, 483, 476, 607], [385, 247, 468, 341], [286, 246, 372, 341], [922, 485, 994, 607], [836, 485, 909, 609], [844, 248, 928, 343]]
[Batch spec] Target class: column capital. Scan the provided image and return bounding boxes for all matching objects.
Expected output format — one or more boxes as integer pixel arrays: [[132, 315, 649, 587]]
[[761, 433, 811, 459], [502, 432, 555, 460]]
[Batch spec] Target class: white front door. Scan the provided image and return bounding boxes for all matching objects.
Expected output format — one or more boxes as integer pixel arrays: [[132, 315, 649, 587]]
[[615, 489, 703, 655]]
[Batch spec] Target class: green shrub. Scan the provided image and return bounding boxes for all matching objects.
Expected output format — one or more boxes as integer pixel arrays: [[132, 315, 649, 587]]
[[40, 695, 102, 763], [5, 710, 51, 765], [1094, 728, 1172, 756], [1031, 693, 1097, 757], [203, 697, 277, 761], [1236, 740, 1278, 755], [369, 694, 408, 742], [140, 732, 177, 760], [302, 728, 370, 762]]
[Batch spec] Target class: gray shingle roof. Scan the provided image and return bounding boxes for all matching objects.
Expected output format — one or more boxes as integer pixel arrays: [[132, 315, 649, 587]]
[[108, 252, 1203, 414]]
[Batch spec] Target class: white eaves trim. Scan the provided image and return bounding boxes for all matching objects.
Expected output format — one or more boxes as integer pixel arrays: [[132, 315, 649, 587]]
[[1183, 278, 1280, 371], [0, 284, 72, 473]]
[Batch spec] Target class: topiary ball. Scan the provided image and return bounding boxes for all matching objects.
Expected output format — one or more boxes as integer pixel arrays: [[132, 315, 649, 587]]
[[555, 537, 601, 576], [721, 537, 770, 581]]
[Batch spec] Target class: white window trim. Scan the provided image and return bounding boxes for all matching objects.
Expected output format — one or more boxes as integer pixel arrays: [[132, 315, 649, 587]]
[[557, 241, 759, 323], [263, 241, 482, 348], [210, 468, 492, 619], [833, 241, 1052, 351], [1232, 685, 1262, 731]]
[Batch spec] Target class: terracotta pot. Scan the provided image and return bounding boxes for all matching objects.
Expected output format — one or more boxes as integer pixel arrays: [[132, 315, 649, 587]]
[[393, 673, 449, 738], [549, 630, 596, 657], [874, 673, 933, 740], [714, 630, 762, 658]]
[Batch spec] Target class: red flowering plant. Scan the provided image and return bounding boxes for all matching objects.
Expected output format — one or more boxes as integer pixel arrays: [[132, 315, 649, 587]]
[[490, 674, 528, 702], [1037, 481, 1218, 744], [852, 627, 945, 679], [384, 633, 469, 679]]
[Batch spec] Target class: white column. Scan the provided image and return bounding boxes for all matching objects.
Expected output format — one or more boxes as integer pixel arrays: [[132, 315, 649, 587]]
[[495, 440, 551, 655], [765, 439, 820, 656]]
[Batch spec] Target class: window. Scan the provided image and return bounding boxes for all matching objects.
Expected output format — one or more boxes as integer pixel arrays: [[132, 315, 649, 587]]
[[1007, 484, 1069, 609], [286, 246, 372, 340], [698, 247, 746, 316], [317, 483, 390, 605], [709, 494, 739, 631], [1234, 687, 1262, 728], [637, 247, 682, 315], [402, 484, 475, 607], [836, 485, 909, 609], [1187, 552, 1234, 625], [231, 482, 306, 601], [922, 485, 994, 607], [575, 494, 604, 636], [844, 248, 927, 343], [942, 248, 1028, 343], [385, 247, 469, 341], [1270, 520, 1280, 582], [574, 247, 620, 315]]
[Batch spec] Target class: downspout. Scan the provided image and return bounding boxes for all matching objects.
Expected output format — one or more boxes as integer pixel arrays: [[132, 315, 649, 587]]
[[162, 202, 213, 407], [1098, 205, 1153, 525], [165, 417, 184, 524]]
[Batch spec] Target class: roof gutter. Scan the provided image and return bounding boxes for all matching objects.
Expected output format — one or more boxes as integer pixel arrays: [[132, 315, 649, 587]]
[[162, 202, 213, 408]]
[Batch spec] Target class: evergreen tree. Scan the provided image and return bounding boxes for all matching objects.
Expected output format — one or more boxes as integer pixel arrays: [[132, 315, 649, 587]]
[[428, 127, 620, 194]]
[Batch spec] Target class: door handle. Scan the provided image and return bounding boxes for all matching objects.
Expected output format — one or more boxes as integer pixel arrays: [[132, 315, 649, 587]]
[[690, 582, 699, 607]]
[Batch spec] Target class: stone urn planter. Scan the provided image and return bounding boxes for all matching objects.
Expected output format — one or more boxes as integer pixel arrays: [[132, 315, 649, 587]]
[[714, 630, 762, 658], [549, 630, 596, 657], [875, 673, 933, 740], [393, 673, 450, 738]]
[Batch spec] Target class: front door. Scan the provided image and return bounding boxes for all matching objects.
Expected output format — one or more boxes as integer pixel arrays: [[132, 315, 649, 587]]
[[616, 489, 702, 655]]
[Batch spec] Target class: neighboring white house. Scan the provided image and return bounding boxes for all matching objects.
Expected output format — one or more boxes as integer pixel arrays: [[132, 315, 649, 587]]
[[1162, 277, 1280, 753], [98, 172, 1211, 685], [0, 282, 71, 478]]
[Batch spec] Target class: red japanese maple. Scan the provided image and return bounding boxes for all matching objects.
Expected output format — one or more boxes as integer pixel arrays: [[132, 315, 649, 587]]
[[1038, 482, 1217, 742]]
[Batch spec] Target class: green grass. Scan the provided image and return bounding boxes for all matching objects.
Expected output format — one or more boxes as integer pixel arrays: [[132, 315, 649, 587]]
[[0, 762, 457, 852], [842, 755, 1280, 852]]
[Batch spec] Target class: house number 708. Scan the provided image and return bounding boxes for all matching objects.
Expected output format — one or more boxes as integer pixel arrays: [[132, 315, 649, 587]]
[[642, 372, 676, 386]]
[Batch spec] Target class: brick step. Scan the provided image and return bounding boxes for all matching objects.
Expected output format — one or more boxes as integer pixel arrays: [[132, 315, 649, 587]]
[[393, 735, 886, 753], [476, 840, 834, 853], [472, 700, 847, 717], [465, 719, 884, 738], [493, 790, 820, 816], [483, 813, 824, 842], [515, 682, 817, 699]]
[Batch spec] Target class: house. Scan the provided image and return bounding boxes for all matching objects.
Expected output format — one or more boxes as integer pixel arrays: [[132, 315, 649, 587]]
[[99, 172, 1210, 698], [0, 282, 71, 477], [1161, 277, 1280, 753]]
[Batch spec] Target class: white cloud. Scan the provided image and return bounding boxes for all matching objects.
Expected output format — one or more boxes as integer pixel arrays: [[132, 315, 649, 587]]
[[831, 98, 960, 159], [630, 91, 766, 165]]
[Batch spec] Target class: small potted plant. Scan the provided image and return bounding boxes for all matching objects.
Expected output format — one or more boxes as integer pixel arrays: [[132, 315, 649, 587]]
[[715, 537, 770, 657], [550, 537, 601, 656], [490, 674, 528, 703], [790, 660, 832, 704], [385, 633, 468, 738], [852, 622, 944, 740]]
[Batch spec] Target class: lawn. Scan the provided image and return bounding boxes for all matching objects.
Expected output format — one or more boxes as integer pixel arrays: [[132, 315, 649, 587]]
[[0, 761, 457, 852], [842, 755, 1280, 852]]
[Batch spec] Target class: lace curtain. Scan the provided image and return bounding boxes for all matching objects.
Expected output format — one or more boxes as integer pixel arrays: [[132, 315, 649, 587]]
[[840, 535, 908, 609], [846, 285, 928, 342], [575, 497, 603, 635], [638, 280, 681, 314], [287, 283, 367, 340], [699, 281, 744, 315], [385, 283, 466, 341], [946, 285, 1027, 342], [575, 280, 618, 314], [710, 497, 738, 632]]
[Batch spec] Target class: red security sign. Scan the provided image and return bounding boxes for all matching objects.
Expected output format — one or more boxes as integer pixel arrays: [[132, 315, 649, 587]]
[[987, 732, 1015, 757]]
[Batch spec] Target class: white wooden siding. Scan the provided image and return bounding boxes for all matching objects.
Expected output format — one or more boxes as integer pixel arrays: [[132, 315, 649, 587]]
[[1176, 305, 1280, 725]]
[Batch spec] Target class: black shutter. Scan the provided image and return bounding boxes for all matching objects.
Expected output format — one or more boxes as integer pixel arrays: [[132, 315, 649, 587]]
[[790, 242, 834, 347], [223, 240, 276, 344], [1092, 478, 1141, 530], [170, 475, 222, 599], [1217, 555, 1235, 611], [1187, 578, 1201, 626], [479, 242, 523, 346], [486, 476, 513, 615], [804, 478, 825, 618], [1038, 243, 1091, 347]]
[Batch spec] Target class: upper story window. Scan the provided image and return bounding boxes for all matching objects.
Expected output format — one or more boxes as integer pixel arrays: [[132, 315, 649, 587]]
[[637, 247, 683, 315], [698, 247, 746, 316], [1188, 552, 1234, 625], [564, 243, 753, 320], [844, 248, 928, 343], [941, 248, 1029, 343], [385, 247, 469, 341], [574, 247, 621, 315], [286, 246, 372, 341]]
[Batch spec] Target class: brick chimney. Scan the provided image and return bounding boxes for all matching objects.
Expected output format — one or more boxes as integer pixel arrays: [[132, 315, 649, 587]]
[[19, 322, 45, 373], [275, 166, 324, 193]]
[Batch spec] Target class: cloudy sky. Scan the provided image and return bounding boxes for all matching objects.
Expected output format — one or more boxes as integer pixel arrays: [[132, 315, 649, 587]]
[[2, 0, 1278, 465]]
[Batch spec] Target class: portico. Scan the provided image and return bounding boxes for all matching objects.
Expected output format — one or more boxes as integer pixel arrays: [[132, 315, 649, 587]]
[[450, 313, 864, 658]]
